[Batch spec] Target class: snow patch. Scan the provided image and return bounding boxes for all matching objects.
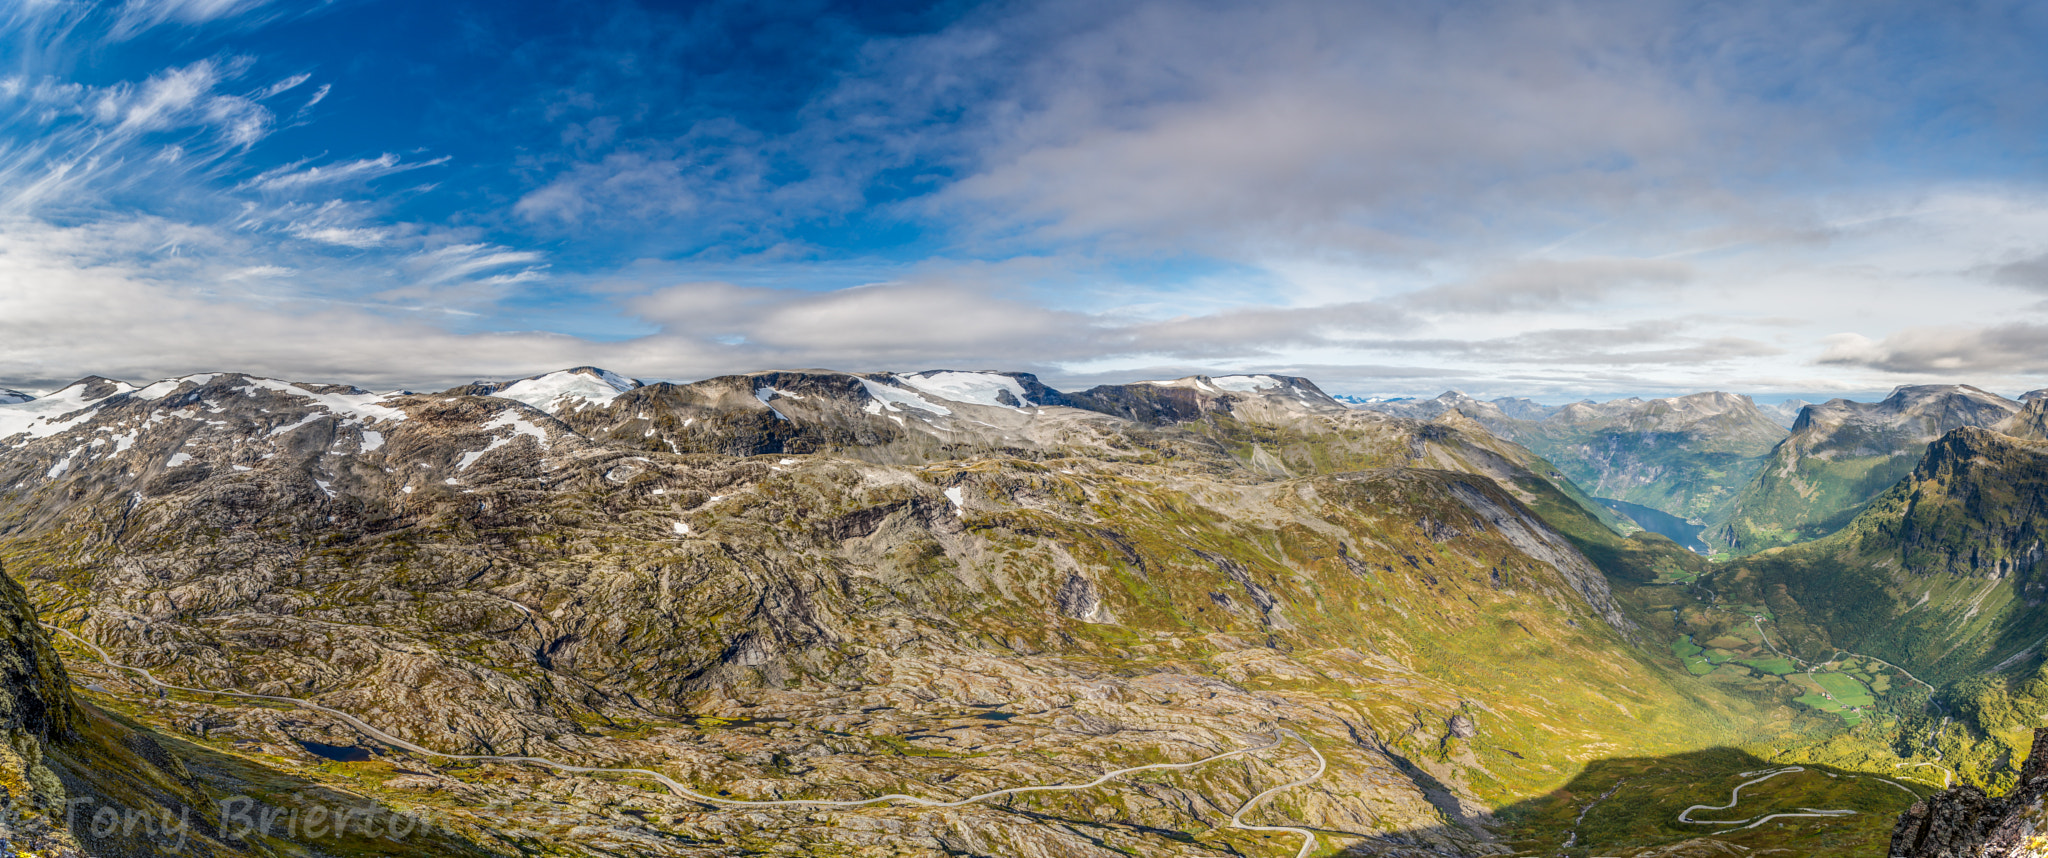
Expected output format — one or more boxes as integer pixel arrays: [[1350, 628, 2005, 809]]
[[359, 430, 384, 452], [315, 479, 336, 498], [0, 379, 135, 443], [672, 521, 690, 536], [944, 486, 965, 515], [130, 374, 221, 402], [99, 427, 139, 453], [490, 369, 639, 415], [1210, 375, 1284, 393], [166, 451, 193, 467], [484, 411, 549, 447], [860, 379, 950, 415], [899, 372, 1033, 409], [754, 387, 796, 420], [46, 448, 80, 479], [457, 409, 552, 471], [267, 413, 325, 437], [243, 378, 408, 423]]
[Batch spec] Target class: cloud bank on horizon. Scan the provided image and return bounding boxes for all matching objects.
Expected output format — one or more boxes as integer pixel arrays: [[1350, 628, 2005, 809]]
[[2, 0, 2046, 399]]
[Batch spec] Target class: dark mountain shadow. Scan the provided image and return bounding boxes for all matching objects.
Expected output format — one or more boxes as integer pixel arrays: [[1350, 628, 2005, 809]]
[[52, 703, 505, 857], [1434, 746, 1921, 858]]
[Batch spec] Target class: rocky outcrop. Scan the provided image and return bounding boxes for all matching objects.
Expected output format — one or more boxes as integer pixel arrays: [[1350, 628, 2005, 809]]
[[1066, 374, 1348, 426], [1891, 727, 2048, 856], [1875, 427, 2048, 580], [1997, 399, 2048, 443]]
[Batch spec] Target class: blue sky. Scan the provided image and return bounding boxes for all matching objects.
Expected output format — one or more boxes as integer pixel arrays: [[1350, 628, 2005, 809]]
[[4, 0, 2048, 400]]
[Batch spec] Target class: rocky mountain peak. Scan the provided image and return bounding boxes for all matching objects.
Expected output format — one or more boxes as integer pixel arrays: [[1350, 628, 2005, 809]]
[[1347, 389, 1519, 425], [1995, 397, 2048, 442], [1718, 388, 2028, 554], [445, 366, 644, 415], [1489, 396, 1558, 421], [1758, 397, 1811, 428], [894, 370, 1071, 409], [1790, 385, 2019, 441], [0, 390, 30, 406], [1854, 426, 2048, 581], [1064, 374, 1348, 426]]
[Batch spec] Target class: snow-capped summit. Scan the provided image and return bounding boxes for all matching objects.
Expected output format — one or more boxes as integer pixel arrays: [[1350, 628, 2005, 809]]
[[0, 377, 136, 444], [894, 370, 1050, 409], [458, 367, 643, 416]]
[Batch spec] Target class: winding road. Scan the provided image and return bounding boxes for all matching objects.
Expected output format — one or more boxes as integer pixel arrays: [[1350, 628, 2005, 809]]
[[1676, 766, 1856, 832], [48, 625, 1326, 855]]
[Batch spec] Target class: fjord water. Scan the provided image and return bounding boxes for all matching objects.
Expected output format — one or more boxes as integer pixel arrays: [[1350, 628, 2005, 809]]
[[1600, 497, 1709, 553]]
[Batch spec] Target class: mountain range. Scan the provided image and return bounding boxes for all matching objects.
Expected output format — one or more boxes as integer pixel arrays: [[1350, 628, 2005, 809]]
[[1358, 385, 2043, 559], [0, 367, 2043, 855]]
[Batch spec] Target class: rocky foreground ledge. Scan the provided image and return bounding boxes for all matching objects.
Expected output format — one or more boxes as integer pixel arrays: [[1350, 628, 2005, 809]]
[[1892, 728, 2048, 856]]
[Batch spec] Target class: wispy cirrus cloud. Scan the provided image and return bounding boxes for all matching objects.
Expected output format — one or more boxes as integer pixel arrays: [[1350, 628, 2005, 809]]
[[0, 58, 285, 215], [108, 0, 283, 40], [238, 153, 451, 193], [410, 243, 547, 286]]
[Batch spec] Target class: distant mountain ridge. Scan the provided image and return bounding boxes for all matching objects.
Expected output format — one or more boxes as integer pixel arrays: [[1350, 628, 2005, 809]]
[[1712, 384, 2026, 554], [1354, 391, 1788, 535]]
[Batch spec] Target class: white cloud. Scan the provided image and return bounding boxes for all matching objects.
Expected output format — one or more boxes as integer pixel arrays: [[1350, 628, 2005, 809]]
[[109, 0, 280, 40], [411, 243, 547, 285], [1820, 325, 2048, 375], [257, 73, 310, 100], [287, 224, 390, 248], [240, 153, 451, 193], [1402, 258, 1694, 313], [0, 215, 601, 390], [0, 59, 279, 215]]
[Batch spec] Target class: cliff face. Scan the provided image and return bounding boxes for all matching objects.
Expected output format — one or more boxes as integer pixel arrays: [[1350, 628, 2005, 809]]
[[1892, 727, 2048, 856], [1877, 427, 2048, 582], [0, 561, 83, 856]]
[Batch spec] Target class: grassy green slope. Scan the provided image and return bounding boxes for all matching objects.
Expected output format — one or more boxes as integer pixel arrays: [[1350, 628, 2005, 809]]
[[1713, 446, 1925, 554], [1508, 401, 1784, 525], [1706, 428, 2048, 684]]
